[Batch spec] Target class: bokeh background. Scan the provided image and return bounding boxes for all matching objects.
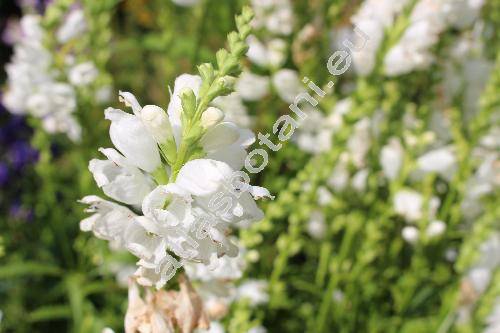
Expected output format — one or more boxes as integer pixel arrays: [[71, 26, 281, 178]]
[[0, 0, 499, 332]]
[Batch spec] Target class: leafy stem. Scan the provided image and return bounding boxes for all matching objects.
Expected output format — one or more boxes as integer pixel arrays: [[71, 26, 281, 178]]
[[168, 6, 254, 181]]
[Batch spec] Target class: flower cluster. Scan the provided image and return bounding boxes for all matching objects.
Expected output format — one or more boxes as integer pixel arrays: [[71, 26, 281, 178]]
[[384, 0, 486, 76], [80, 8, 272, 290], [3, 8, 98, 141], [246, 0, 293, 69], [350, 0, 410, 76]]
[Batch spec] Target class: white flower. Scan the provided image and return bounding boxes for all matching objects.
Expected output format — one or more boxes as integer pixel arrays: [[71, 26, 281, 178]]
[[380, 137, 404, 180], [246, 35, 287, 68], [351, 0, 410, 76], [384, 0, 484, 76], [134, 159, 271, 277], [294, 99, 351, 154], [175, 159, 272, 225], [41, 111, 81, 142], [332, 290, 345, 303], [195, 280, 235, 320], [88, 148, 156, 205], [105, 107, 161, 173], [328, 154, 350, 191], [417, 147, 456, 175], [446, 0, 485, 28], [317, 186, 333, 206], [201, 107, 225, 129], [140, 105, 173, 145], [56, 9, 87, 43], [82, 68, 272, 289], [347, 118, 372, 167], [200, 122, 256, 170], [235, 71, 270, 101], [476, 234, 500, 270], [463, 235, 500, 296], [212, 93, 252, 128], [307, 210, 326, 239], [426, 220, 446, 238], [402, 226, 419, 244], [96, 85, 113, 103], [295, 107, 336, 154], [184, 250, 246, 282], [352, 168, 369, 192], [3, 14, 82, 141], [79, 195, 136, 247], [272, 69, 305, 104], [251, 0, 294, 36], [185, 244, 247, 321], [467, 267, 491, 294], [484, 299, 500, 333], [393, 189, 423, 222], [445, 248, 458, 262], [68, 61, 98, 86], [236, 280, 269, 306], [112, 264, 137, 288]]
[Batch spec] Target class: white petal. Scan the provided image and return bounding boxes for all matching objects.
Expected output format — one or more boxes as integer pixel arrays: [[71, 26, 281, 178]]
[[176, 159, 233, 196], [118, 91, 142, 116], [250, 186, 275, 200], [417, 148, 456, 173], [167, 74, 202, 146], [236, 128, 256, 147], [124, 217, 162, 260], [105, 107, 161, 172], [142, 184, 191, 225], [201, 122, 240, 151], [88, 148, 155, 205], [207, 146, 247, 171], [79, 196, 135, 245]]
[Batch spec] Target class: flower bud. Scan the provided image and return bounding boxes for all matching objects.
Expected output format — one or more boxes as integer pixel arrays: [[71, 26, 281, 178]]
[[141, 105, 172, 144], [426, 220, 446, 238], [201, 107, 224, 129], [402, 226, 419, 244]]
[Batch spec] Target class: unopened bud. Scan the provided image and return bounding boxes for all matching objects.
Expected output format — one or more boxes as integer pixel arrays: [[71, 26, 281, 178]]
[[141, 105, 172, 144], [201, 107, 224, 129]]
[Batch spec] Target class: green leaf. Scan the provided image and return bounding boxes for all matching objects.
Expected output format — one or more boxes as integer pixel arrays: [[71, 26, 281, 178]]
[[0, 262, 61, 279], [28, 305, 71, 322]]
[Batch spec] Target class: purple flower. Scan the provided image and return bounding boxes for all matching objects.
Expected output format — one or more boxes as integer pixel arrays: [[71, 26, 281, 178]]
[[0, 116, 28, 144], [0, 163, 9, 186], [9, 201, 34, 222], [8, 141, 39, 170]]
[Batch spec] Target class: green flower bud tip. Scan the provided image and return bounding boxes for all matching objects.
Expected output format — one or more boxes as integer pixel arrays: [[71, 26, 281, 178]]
[[180, 87, 197, 119]]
